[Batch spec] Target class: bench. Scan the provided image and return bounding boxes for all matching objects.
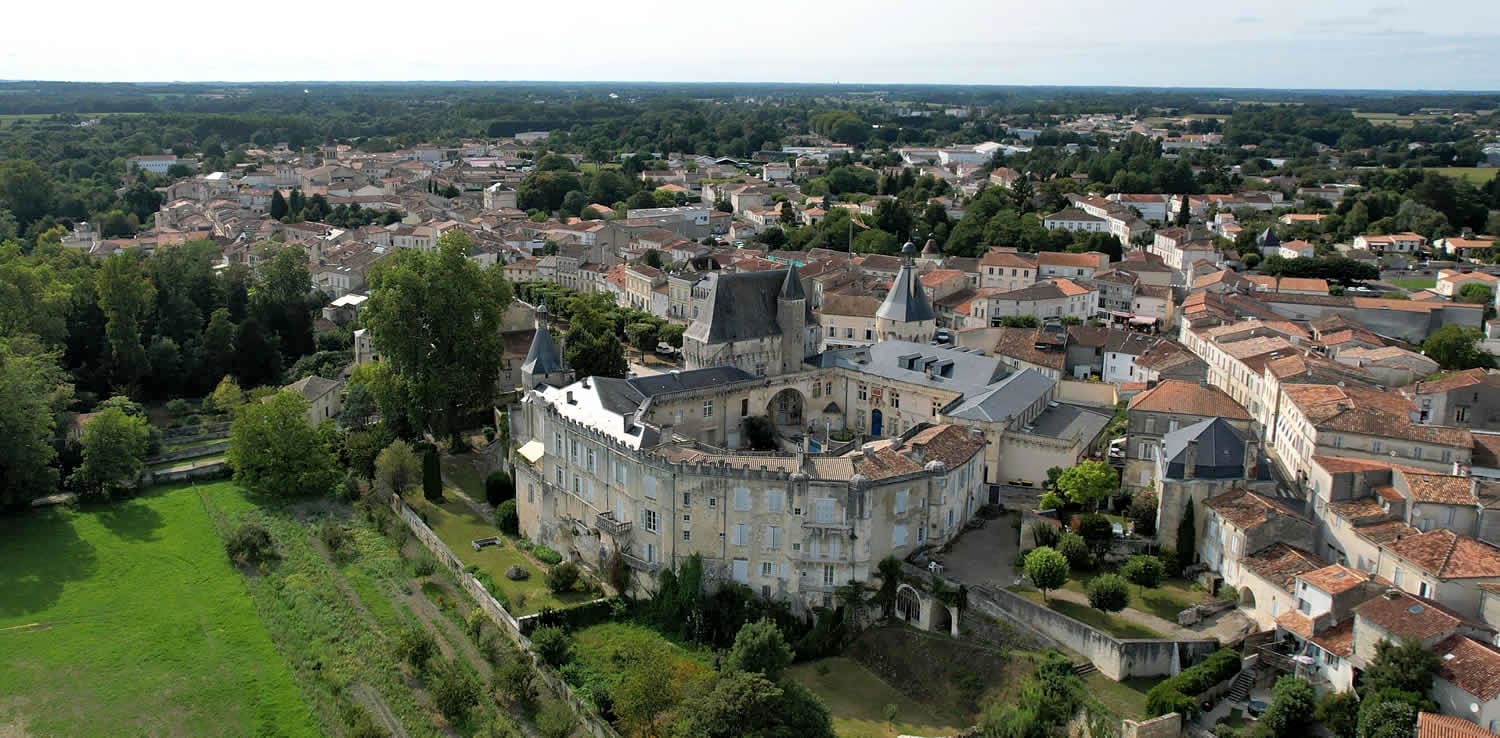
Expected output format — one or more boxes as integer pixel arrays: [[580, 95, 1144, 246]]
[[471, 536, 501, 552]]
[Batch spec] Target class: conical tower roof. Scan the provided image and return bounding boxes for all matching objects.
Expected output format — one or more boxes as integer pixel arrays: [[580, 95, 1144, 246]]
[[779, 265, 805, 301], [876, 256, 936, 323], [522, 304, 565, 375]]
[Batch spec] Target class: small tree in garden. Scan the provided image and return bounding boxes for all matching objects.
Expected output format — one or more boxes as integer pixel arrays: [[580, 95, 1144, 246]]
[[496, 499, 519, 535], [1024, 546, 1069, 603], [1086, 574, 1130, 613], [375, 439, 420, 494], [531, 625, 572, 667], [545, 561, 581, 593], [725, 619, 794, 680], [1076, 512, 1115, 563], [1122, 554, 1165, 589], [1028, 520, 1061, 549], [1126, 492, 1158, 537], [1056, 460, 1117, 508], [1056, 532, 1091, 570]]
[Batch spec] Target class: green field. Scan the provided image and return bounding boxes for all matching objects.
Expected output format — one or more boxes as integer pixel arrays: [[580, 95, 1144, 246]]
[[789, 657, 969, 738], [404, 490, 591, 614], [0, 484, 316, 737], [1430, 167, 1499, 184], [1390, 277, 1438, 290]]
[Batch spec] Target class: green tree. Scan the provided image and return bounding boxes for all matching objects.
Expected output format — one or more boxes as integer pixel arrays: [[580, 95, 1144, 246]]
[[1076, 512, 1115, 563], [1356, 698, 1417, 738], [531, 625, 572, 667], [1121, 554, 1165, 588], [726, 619, 794, 680], [270, 189, 288, 220], [1456, 282, 1493, 305], [254, 245, 317, 362], [1056, 460, 1116, 507], [672, 670, 834, 738], [207, 375, 244, 415], [0, 341, 72, 509], [1422, 325, 1496, 370], [375, 439, 420, 495], [200, 307, 236, 386], [430, 658, 483, 720], [1252, 675, 1316, 738], [1316, 691, 1359, 738], [1055, 531, 1091, 570], [1174, 195, 1190, 227], [1361, 639, 1441, 696], [0, 159, 57, 230], [339, 380, 375, 428], [344, 425, 393, 481], [70, 405, 150, 498], [227, 390, 341, 498], [363, 231, 508, 443], [1086, 573, 1130, 613], [564, 299, 628, 379], [96, 253, 156, 388], [544, 561, 581, 593], [422, 444, 442, 501], [1023, 546, 1069, 602]]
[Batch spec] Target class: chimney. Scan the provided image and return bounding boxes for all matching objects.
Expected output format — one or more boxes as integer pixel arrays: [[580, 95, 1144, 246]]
[[1244, 438, 1258, 480], [1185, 439, 1198, 480], [862, 443, 876, 459]]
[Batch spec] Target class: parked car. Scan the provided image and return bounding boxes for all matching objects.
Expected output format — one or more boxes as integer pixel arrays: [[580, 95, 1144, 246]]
[[655, 342, 677, 356]]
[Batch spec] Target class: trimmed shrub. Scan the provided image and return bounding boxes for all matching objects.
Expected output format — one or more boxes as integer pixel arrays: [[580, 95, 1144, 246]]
[[1086, 574, 1130, 613], [422, 445, 442, 501], [1056, 532, 1091, 570], [496, 500, 519, 536], [1122, 555, 1166, 588], [531, 545, 562, 565], [1027, 520, 1061, 549], [1145, 648, 1242, 717], [545, 562, 581, 594]]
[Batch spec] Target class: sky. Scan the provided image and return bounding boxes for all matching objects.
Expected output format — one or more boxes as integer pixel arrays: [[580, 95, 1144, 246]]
[[5, 0, 1499, 90]]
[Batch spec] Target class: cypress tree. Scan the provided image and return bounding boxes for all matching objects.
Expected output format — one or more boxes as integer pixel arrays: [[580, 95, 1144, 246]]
[[270, 190, 288, 220]]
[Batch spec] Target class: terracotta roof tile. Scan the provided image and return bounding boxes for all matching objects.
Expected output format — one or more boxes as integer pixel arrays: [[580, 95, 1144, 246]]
[[1327, 498, 1388, 522], [1435, 635, 1500, 701], [1242, 542, 1325, 591], [1128, 379, 1252, 419], [1397, 469, 1478, 506], [1355, 590, 1463, 642], [1356, 519, 1420, 545], [1415, 368, 1490, 395], [1299, 564, 1369, 595], [1310, 617, 1355, 658], [1206, 489, 1306, 532], [1417, 712, 1500, 738], [1385, 529, 1500, 579], [1276, 610, 1315, 639]]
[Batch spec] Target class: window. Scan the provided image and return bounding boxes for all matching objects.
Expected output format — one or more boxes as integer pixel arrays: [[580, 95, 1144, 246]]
[[1298, 599, 1311, 614], [555, 467, 564, 485], [732, 524, 748, 546], [890, 391, 900, 409], [1371, 440, 1382, 453], [741, 398, 749, 416], [825, 382, 832, 396], [708, 497, 717, 508], [703, 400, 713, 418], [614, 459, 626, 483], [554, 431, 562, 451], [1145, 417, 1156, 433], [893, 525, 908, 547], [573, 476, 580, 494], [587, 449, 596, 472], [814, 498, 836, 523], [682, 513, 691, 522], [895, 490, 909, 515], [683, 529, 692, 542], [858, 384, 868, 401], [823, 565, 835, 586], [1394, 568, 1404, 587], [1419, 581, 1432, 598], [644, 475, 658, 500], [644, 509, 659, 533], [643, 542, 656, 563], [1458, 406, 1470, 423], [673, 409, 683, 424], [732, 559, 749, 583], [569, 439, 578, 462], [734, 487, 751, 511], [767, 525, 782, 549], [767, 490, 784, 513], [527, 484, 535, 503], [761, 561, 775, 578]]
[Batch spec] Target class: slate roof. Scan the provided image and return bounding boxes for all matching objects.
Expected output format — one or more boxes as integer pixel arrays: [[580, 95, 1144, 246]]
[[1162, 418, 1262, 480], [626, 367, 754, 397], [522, 307, 566, 377], [685, 269, 807, 344], [943, 369, 1057, 423], [811, 340, 1013, 399], [876, 260, 936, 323]]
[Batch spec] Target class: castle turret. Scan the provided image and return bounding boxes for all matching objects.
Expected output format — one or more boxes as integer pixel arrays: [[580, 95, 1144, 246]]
[[521, 304, 572, 389], [875, 241, 937, 343], [776, 265, 808, 375]]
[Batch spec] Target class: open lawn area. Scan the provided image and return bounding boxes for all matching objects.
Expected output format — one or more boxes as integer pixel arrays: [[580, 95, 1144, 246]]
[[1430, 167, 1499, 184], [403, 490, 591, 614], [1012, 589, 1165, 639], [1390, 277, 1437, 290], [789, 657, 969, 738], [0, 483, 316, 737], [1059, 575, 1209, 622], [1085, 673, 1155, 720]]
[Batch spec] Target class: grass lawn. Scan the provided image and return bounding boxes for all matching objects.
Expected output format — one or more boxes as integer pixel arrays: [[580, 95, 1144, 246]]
[[1390, 277, 1437, 290], [1059, 575, 1208, 622], [1012, 589, 1165, 639], [0, 483, 317, 737], [403, 491, 591, 614], [789, 657, 969, 738], [1085, 673, 1155, 720], [1430, 167, 1500, 184]]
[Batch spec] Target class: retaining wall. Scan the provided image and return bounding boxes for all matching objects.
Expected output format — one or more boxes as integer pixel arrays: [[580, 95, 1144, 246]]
[[387, 496, 621, 738], [143, 462, 228, 486], [968, 584, 1217, 680], [148, 441, 230, 465]]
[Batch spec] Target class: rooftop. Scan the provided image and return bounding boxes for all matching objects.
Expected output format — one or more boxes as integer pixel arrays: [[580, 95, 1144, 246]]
[[1128, 379, 1251, 420], [1384, 529, 1500, 580], [1355, 589, 1463, 643], [1242, 542, 1325, 591], [1434, 635, 1500, 701]]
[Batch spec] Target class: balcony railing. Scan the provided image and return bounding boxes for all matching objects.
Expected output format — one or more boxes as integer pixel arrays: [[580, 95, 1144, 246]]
[[802, 519, 853, 533], [595, 512, 633, 537], [620, 551, 659, 574]]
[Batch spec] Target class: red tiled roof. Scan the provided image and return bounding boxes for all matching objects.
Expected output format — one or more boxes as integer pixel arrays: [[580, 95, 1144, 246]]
[[1386, 529, 1500, 580], [1435, 635, 1500, 701], [1242, 542, 1325, 591], [1355, 590, 1463, 642], [1310, 618, 1355, 658], [1418, 713, 1500, 738], [1299, 564, 1369, 595], [1128, 379, 1250, 419], [1205, 489, 1306, 532]]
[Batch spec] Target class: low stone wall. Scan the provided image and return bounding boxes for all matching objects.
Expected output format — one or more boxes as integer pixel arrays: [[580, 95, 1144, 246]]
[[161, 421, 231, 439], [143, 461, 228, 486], [387, 496, 621, 738], [147, 441, 230, 465], [967, 584, 1217, 680], [1123, 713, 1183, 738]]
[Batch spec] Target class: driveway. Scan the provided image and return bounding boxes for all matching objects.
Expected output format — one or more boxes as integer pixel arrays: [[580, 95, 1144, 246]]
[[935, 513, 1023, 589]]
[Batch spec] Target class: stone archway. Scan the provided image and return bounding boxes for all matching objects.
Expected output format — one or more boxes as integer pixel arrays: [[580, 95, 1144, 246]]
[[930, 602, 955, 636], [895, 584, 922, 624], [767, 388, 806, 435], [1239, 586, 1256, 608]]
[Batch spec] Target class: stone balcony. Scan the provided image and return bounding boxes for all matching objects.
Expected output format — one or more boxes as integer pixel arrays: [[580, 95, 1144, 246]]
[[595, 511, 633, 537]]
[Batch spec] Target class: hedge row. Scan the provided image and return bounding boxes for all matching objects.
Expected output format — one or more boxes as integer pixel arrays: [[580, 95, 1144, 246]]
[[1145, 648, 1242, 717]]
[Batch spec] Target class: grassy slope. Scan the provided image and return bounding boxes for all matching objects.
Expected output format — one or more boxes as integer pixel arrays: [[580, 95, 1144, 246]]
[[789, 657, 967, 738], [405, 491, 591, 614], [1430, 167, 1499, 184], [0, 483, 316, 737]]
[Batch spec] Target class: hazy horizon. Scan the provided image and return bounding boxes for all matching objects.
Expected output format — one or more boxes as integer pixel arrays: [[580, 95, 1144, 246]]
[[7, 0, 1499, 91]]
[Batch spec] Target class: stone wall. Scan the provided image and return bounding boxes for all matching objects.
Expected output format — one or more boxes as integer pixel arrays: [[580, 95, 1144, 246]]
[[967, 584, 1217, 680], [147, 441, 230, 465], [388, 496, 621, 738], [142, 461, 228, 486], [1123, 713, 1183, 738]]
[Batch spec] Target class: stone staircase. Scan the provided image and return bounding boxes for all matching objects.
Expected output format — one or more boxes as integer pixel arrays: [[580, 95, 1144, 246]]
[[1227, 666, 1257, 703], [1071, 661, 1097, 678]]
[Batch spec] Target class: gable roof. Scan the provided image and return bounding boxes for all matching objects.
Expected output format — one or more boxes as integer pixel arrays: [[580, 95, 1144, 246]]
[[1356, 589, 1464, 642], [1385, 529, 1500, 580], [1242, 542, 1325, 591], [1129, 379, 1251, 419], [1205, 487, 1305, 531], [1435, 635, 1500, 701], [1418, 713, 1500, 738]]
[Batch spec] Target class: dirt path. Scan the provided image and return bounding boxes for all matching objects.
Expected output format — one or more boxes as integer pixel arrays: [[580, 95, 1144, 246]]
[[401, 585, 492, 678], [350, 683, 409, 738]]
